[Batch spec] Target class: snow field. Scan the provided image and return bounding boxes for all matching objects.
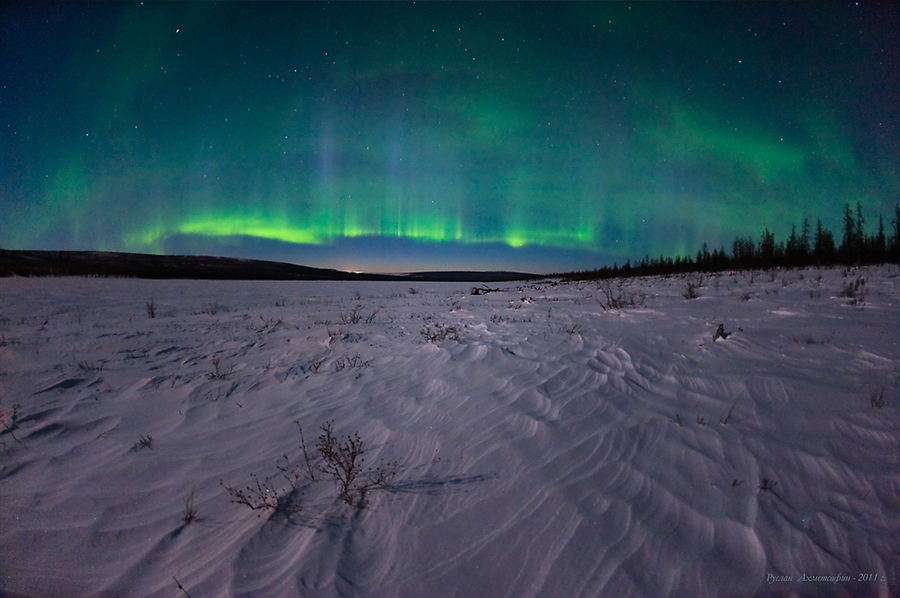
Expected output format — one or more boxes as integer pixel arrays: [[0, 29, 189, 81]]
[[1, 266, 898, 597]]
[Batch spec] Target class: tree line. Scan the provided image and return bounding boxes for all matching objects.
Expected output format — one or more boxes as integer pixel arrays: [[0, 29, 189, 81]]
[[563, 202, 900, 281]]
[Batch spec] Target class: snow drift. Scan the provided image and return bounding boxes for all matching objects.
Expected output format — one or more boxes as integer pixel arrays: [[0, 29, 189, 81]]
[[1, 266, 898, 597]]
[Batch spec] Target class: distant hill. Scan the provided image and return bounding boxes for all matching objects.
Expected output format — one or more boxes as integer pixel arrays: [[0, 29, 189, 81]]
[[0, 249, 540, 282]]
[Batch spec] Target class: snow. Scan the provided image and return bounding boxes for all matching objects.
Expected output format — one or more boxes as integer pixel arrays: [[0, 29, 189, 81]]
[[1, 266, 898, 598]]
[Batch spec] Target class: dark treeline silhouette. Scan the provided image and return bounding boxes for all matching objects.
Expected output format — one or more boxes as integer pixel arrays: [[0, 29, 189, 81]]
[[0, 249, 540, 281], [561, 202, 900, 281]]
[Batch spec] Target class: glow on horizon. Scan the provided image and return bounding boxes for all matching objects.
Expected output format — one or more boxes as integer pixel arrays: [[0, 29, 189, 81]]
[[1, 2, 896, 272], [125, 211, 598, 254]]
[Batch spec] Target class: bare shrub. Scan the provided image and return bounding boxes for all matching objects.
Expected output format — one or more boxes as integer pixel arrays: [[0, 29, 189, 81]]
[[597, 278, 646, 311], [471, 285, 501, 295], [181, 488, 198, 524], [0, 404, 25, 451], [297, 420, 397, 506], [333, 353, 368, 372], [258, 316, 283, 330], [839, 277, 867, 306], [146, 298, 156, 319], [345, 353, 368, 368], [682, 274, 704, 300], [792, 331, 834, 346], [340, 305, 363, 325], [220, 473, 302, 515], [563, 324, 582, 335], [422, 322, 460, 342], [758, 479, 778, 491], [297, 424, 318, 481], [315, 422, 370, 505], [207, 355, 233, 380], [224, 421, 398, 514], [719, 400, 738, 424]]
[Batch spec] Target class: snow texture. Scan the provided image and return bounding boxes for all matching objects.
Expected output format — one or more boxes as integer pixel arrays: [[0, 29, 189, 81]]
[[1, 266, 898, 597]]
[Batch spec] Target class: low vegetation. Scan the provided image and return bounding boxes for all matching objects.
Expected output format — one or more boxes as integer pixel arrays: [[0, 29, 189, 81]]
[[421, 322, 460, 342], [221, 421, 398, 515]]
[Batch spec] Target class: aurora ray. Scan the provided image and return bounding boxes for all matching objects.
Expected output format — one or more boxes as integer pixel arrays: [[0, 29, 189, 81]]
[[1, 2, 896, 272]]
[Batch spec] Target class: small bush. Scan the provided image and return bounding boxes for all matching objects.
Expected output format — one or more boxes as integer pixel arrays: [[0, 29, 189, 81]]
[[422, 323, 460, 342], [470, 286, 500, 295], [181, 488, 197, 524], [0, 404, 25, 450], [792, 332, 833, 346], [682, 275, 704, 300], [207, 355, 233, 380], [839, 277, 867, 306], [340, 305, 363, 325], [313, 421, 396, 505], [258, 316, 283, 330], [223, 421, 398, 514], [346, 353, 368, 368], [221, 473, 302, 515], [332, 354, 367, 372], [597, 278, 646, 310], [758, 478, 778, 491]]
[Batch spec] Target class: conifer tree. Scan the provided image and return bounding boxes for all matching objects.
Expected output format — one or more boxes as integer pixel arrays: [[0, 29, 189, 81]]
[[841, 203, 856, 264]]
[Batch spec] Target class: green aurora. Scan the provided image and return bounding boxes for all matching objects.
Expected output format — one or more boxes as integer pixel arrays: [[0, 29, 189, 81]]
[[2, 2, 897, 272]]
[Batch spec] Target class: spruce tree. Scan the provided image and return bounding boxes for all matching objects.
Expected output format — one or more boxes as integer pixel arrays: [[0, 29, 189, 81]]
[[841, 203, 855, 264]]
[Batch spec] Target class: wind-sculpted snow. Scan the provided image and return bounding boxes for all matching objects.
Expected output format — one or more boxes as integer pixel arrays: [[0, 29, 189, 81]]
[[1, 269, 898, 597]]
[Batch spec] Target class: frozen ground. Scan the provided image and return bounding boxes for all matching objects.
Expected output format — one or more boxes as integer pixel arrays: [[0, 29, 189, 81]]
[[1, 266, 898, 598]]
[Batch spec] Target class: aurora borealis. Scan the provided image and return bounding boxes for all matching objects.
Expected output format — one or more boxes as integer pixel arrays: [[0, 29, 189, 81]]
[[2, 2, 897, 273]]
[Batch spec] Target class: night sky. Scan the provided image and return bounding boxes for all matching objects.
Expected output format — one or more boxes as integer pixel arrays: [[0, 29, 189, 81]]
[[2, 2, 897, 273]]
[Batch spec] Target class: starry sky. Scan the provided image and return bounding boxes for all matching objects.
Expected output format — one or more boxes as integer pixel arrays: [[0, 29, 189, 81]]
[[2, 2, 897, 273]]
